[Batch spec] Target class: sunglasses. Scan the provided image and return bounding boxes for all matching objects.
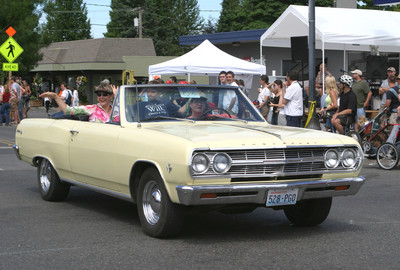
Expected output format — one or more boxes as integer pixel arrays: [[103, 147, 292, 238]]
[[96, 92, 110, 97]]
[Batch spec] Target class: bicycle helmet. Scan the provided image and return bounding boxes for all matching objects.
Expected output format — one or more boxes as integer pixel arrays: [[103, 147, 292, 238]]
[[339, 75, 353, 87]]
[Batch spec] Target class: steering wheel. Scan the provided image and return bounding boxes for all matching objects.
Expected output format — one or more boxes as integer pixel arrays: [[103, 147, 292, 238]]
[[200, 108, 232, 118]]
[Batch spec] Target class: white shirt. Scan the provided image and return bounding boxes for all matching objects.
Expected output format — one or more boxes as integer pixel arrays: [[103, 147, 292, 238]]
[[283, 81, 303, 116], [72, 90, 79, 106], [258, 87, 271, 104]]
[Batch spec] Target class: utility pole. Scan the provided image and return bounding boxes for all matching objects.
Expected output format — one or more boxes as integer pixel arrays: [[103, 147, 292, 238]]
[[138, 8, 143, 39], [133, 8, 144, 39]]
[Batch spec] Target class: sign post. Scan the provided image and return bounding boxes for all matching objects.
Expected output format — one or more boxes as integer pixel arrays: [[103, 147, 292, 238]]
[[0, 26, 23, 73]]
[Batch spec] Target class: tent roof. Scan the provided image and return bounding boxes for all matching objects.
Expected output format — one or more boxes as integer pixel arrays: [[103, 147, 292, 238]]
[[148, 39, 266, 76], [261, 5, 400, 52]]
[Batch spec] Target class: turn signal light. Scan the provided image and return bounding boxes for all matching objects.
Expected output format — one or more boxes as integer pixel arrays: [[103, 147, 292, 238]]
[[200, 193, 217, 199], [335, 185, 349, 191]]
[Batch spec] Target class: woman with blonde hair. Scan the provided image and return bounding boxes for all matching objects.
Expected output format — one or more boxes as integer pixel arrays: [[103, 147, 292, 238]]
[[318, 75, 339, 131]]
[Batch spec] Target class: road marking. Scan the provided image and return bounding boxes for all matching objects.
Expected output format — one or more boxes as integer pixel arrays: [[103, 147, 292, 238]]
[[0, 168, 4, 171], [0, 147, 12, 149]]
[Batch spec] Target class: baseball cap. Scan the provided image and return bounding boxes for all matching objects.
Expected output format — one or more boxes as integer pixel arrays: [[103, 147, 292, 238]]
[[351, 69, 362, 76], [397, 74, 400, 80], [387, 67, 396, 72]]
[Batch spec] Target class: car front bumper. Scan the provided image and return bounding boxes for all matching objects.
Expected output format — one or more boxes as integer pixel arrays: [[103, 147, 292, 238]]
[[176, 176, 365, 206]]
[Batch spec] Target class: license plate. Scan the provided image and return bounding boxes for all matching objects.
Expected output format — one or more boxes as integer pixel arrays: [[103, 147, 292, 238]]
[[266, 188, 299, 207]]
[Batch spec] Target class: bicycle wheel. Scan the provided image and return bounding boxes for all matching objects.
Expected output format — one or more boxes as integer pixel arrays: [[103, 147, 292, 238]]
[[376, 143, 399, 170], [346, 130, 361, 144]]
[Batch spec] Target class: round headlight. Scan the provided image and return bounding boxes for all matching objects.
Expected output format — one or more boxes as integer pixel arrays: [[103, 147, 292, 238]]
[[342, 149, 357, 168], [191, 153, 210, 174], [325, 149, 339, 169], [212, 153, 232, 174]]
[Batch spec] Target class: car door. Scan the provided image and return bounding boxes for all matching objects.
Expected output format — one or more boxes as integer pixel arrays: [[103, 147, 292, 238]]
[[68, 121, 122, 191]]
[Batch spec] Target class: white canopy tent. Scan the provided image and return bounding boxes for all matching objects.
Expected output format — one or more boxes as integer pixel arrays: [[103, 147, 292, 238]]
[[261, 5, 400, 53], [149, 39, 266, 80], [260, 5, 400, 91]]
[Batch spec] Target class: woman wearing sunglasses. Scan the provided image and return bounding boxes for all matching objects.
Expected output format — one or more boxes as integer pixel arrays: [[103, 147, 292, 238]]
[[40, 84, 116, 123]]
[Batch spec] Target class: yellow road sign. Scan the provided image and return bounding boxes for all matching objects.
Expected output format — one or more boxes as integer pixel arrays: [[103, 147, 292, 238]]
[[0, 37, 23, 63], [2, 63, 18, 71]]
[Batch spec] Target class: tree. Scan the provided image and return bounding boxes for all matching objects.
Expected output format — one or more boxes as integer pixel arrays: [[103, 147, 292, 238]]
[[42, 0, 91, 42], [202, 18, 218, 34], [358, 0, 400, 10], [0, 0, 47, 76], [105, 0, 203, 56], [105, 0, 145, 38], [217, 0, 334, 32]]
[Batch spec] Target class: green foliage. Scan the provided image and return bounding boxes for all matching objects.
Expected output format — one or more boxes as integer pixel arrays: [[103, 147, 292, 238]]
[[105, 0, 203, 56], [105, 0, 145, 38], [42, 0, 91, 42], [0, 0, 47, 75], [358, 0, 400, 10], [217, 0, 334, 32]]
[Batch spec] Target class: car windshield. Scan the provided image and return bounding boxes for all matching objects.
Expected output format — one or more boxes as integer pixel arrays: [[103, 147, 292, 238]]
[[124, 85, 264, 123]]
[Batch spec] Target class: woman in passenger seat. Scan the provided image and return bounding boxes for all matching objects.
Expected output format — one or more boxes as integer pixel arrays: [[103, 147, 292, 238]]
[[40, 84, 116, 123]]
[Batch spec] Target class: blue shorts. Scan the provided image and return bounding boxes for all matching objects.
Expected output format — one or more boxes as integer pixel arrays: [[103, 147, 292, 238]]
[[286, 115, 302, 127]]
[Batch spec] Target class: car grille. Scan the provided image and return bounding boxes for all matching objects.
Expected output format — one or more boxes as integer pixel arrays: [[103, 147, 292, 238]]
[[193, 147, 357, 179]]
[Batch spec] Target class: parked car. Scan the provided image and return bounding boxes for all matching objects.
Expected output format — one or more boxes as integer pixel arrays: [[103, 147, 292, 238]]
[[13, 84, 365, 238]]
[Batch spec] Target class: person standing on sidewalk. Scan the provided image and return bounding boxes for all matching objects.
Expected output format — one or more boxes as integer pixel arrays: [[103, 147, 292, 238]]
[[0, 84, 11, 126], [351, 69, 372, 131], [282, 71, 304, 127]]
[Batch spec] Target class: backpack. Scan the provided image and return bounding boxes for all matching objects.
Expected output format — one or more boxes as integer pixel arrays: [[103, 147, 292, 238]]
[[65, 90, 72, 106]]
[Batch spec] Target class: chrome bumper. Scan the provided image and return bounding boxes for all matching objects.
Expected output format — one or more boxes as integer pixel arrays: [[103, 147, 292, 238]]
[[12, 144, 21, 160], [176, 177, 365, 206]]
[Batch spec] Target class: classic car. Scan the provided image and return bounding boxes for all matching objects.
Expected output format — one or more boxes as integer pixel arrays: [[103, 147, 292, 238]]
[[13, 84, 365, 238]]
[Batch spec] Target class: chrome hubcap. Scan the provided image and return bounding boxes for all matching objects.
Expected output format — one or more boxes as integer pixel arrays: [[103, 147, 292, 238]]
[[39, 160, 51, 193], [142, 180, 162, 225]]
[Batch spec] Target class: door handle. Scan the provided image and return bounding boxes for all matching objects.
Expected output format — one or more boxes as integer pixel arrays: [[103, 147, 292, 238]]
[[70, 130, 79, 135]]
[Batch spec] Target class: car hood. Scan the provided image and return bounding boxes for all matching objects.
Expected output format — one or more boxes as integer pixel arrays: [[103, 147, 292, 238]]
[[144, 122, 357, 149]]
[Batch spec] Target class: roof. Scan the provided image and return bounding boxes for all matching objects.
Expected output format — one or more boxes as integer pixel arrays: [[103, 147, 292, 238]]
[[180, 29, 267, 46], [261, 5, 400, 52], [38, 38, 156, 65]]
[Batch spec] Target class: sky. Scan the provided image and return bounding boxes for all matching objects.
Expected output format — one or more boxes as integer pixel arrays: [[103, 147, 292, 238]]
[[85, 0, 222, 38]]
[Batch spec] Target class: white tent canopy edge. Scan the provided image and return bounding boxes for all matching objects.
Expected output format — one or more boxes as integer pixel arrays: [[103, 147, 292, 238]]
[[149, 39, 266, 80]]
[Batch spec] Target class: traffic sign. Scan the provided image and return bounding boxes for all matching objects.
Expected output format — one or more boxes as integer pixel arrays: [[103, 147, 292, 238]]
[[0, 37, 24, 63], [2, 63, 18, 71]]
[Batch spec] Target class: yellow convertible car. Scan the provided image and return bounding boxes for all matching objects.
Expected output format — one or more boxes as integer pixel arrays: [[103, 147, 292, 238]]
[[14, 84, 365, 238]]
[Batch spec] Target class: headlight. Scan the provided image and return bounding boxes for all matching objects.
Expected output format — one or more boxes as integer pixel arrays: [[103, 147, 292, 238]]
[[342, 149, 357, 168], [212, 153, 232, 173], [191, 153, 210, 174], [325, 149, 339, 169]]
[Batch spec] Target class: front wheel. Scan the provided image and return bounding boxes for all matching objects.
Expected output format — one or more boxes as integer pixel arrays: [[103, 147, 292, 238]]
[[37, 159, 70, 201], [376, 143, 399, 170], [137, 168, 184, 238], [283, 198, 332, 226]]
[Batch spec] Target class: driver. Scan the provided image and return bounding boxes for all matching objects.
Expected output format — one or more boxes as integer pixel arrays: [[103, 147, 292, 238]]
[[187, 97, 208, 118]]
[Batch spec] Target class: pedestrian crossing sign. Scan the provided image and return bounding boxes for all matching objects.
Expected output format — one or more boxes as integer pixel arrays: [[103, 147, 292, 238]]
[[0, 37, 24, 63]]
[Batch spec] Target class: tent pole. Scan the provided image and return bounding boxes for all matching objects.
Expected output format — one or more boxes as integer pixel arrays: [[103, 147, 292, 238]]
[[188, 73, 191, 82], [306, 0, 320, 130], [322, 37, 325, 95]]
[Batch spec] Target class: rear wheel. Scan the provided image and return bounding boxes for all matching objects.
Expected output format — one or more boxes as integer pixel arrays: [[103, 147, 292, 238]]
[[376, 143, 399, 170], [283, 198, 332, 226], [137, 168, 184, 238], [37, 159, 70, 201]]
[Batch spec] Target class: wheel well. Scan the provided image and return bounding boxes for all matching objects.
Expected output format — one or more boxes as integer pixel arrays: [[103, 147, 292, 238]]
[[32, 156, 43, 167], [129, 161, 158, 203]]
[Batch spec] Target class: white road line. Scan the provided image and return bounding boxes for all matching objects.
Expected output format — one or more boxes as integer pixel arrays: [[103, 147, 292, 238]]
[[0, 147, 12, 149]]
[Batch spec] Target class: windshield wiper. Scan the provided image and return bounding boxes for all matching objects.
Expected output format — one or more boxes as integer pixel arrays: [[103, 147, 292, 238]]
[[140, 116, 195, 122]]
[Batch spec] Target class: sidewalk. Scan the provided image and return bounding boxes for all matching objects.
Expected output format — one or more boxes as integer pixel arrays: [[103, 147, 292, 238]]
[[21, 106, 59, 119]]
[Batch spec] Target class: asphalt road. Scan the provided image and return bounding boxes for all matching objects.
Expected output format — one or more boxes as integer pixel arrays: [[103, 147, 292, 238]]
[[1, 109, 399, 269]]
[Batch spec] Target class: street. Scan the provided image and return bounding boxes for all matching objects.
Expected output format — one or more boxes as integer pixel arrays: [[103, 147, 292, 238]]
[[0, 109, 399, 269]]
